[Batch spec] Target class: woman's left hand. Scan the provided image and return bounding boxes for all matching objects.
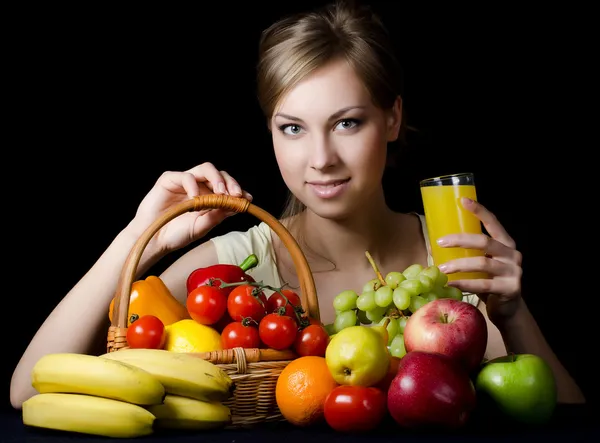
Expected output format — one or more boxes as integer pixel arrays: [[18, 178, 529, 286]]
[[436, 197, 523, 325]]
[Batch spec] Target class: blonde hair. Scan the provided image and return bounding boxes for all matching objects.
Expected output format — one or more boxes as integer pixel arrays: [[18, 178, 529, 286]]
[[256, 0, 410, 222]]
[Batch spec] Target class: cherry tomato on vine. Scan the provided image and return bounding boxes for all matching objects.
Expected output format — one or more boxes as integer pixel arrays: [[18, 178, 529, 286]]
[[221, 321, 261, 349], [187, 285, 227, 325], [126, 315, 166, 349], [294, 324, 329, 357], [298, 316, 323, 328], [265, 289, 302, 320], [324, 385, 387, 432], [227, 284, 267, 323], [258, 313, 297, 350]]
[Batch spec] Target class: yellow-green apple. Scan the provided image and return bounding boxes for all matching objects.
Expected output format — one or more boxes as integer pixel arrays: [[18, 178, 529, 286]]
[[403, 298, 487, 373], [387, 351, 476, 429], [474, 353, 557, 424], [325, 325, 390, 387]]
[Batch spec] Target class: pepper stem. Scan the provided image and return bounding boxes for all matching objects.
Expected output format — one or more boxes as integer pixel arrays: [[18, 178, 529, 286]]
[[239, 254, 259, 272]]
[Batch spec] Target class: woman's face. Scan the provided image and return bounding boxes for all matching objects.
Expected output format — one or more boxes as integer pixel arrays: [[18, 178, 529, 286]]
[[271, 58, 401, 220]]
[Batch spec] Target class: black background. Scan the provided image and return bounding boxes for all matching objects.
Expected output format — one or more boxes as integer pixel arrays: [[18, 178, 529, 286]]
[[4, 1, 595, 412]]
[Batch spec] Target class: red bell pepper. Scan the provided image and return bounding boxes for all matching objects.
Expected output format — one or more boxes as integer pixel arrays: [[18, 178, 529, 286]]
[[186, 254, 258, 296]]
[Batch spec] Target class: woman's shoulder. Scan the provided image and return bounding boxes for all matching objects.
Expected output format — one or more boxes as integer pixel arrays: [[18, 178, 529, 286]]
[[209, 222, 282, 287], [210, 222, 273, 264]]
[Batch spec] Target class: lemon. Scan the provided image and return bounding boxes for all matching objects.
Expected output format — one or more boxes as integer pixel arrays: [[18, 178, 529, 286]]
[[164, 319, 223, 353]]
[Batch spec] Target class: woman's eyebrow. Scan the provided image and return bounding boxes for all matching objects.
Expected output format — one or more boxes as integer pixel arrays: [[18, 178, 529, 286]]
[[274, 105, 367, 123]]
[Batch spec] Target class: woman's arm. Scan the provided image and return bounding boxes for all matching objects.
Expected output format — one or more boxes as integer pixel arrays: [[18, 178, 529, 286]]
[[482, 300, 586, 404], [10, 226, 148, 409], [9, 163, 250, 410]]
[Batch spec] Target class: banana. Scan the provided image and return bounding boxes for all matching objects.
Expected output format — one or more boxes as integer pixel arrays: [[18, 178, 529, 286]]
[[23, 393, 156, 438], [100, 348, 234, 402], [147, 394, 232, 430], [31, 353, 165, 405]]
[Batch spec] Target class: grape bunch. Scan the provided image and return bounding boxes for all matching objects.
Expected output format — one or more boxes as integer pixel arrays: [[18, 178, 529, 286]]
[[331, 252, 464, 358]]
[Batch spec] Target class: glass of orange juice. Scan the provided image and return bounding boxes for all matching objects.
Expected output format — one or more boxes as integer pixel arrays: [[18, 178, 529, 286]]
[[420, 172, 487, 281]]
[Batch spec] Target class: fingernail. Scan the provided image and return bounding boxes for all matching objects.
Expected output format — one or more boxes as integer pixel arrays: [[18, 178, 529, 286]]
[[218, 183, 227, 194], [438, 264, 448, 273], [437, 237, 448, 246], [233, 185, 242, 196], [462, 197, 473, 205]]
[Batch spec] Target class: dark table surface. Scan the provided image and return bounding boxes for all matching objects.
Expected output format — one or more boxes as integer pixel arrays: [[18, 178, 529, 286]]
[[1, 404, 598, 443]]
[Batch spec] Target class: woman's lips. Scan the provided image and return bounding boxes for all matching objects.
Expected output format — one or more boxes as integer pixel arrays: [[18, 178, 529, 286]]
[[307, 178, 351, 199]]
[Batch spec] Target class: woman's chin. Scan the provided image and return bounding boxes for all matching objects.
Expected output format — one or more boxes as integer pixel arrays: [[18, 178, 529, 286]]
[[304, 197, 360, 222]]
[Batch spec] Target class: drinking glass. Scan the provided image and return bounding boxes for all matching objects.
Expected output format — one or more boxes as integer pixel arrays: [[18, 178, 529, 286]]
[[420, 172, 487, 281]]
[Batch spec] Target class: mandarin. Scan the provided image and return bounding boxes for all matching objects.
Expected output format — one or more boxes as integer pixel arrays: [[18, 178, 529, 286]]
[[275, 356, 338, 427]]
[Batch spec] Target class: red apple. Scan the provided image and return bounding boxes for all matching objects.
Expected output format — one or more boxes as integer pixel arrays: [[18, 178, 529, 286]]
[[387, 351, 477, 429], [403, 298, 487, 373]]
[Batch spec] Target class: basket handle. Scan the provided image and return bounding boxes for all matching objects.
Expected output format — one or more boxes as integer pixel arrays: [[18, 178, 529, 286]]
[[107, 194, 319, 352]]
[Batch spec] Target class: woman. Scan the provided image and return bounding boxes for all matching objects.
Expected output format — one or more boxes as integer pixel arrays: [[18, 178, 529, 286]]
[[10, 0, 584, 408]]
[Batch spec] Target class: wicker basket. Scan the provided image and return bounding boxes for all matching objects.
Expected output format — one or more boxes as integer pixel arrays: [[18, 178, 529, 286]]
[[106, 194, 320, 427]]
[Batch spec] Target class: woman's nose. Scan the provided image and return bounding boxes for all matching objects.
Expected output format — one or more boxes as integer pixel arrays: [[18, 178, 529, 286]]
[[309, 135, 339, 170]]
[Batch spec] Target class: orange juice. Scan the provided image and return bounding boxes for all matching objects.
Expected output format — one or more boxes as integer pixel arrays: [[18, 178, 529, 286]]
[[420, 173, 487, 281]]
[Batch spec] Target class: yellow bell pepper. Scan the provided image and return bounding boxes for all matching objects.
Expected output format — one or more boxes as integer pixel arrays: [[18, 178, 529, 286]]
[[109, 275, 190, 327]]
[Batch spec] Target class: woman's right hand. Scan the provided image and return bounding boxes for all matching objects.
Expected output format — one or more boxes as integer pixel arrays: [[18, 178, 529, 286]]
[[128, 162, 252, 256]]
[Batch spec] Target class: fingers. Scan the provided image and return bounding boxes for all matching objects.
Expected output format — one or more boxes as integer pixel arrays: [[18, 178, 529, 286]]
[[437, 233, 522, 266], [461, 198, 516, 250], [220, 171, 242, 197], [445, 278, 495, 295], [447, 275, 521, 299], [439, 255, 513, 278], [185, 163, 228, 195], [180, 172, 202, 199], [185, 163, 253, 199]]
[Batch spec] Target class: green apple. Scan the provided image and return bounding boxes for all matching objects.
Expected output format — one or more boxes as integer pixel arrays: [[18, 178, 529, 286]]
[[325, 325, 390, 387], [474, 353, 557, 424]]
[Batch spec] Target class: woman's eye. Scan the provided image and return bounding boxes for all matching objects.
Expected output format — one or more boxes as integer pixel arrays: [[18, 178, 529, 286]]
[[335, 119, 360, 131], [281, 124, 303, 136]]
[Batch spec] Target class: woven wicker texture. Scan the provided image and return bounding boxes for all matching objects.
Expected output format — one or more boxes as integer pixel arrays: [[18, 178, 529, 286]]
[[106, 195, 319, 426]]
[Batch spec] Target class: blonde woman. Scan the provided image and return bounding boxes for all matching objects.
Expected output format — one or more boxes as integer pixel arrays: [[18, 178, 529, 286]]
[[10, 0, 585, 408]]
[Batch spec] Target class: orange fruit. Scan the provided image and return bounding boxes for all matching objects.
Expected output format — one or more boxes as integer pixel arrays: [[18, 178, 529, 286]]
[[275, 356, 338, 427]]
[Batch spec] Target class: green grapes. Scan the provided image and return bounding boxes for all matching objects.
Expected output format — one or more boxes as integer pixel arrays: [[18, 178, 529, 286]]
[[409, 295, 427, 313], [398, 278, 423, 296], [384, 271, 405, 289], [334, 310, 357, 332], [402, 264, 423, 279], [363, 278, 382, 293], [444, 286, 464, 301], [374, 286, 393, 307], [365, 306, 386, 323], [333, 290, 358, 312], [392, 287, 411, 310], [331, 256, 467, 356], [389, 334, 407, 358], [356, 291, 377, 311]]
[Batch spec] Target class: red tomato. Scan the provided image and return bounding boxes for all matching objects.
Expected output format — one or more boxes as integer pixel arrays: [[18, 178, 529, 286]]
[[187, 285, 227, 325], [299, 316, 323, 328], [265, 289, 302, 320], [258, 313, 297, 350], [126, 315, 165, 349], [221, 321, 261, 349], [212, 310, 234, 333], [293, 324, 329, 357], [227, 284, 267, 323], [324, 385, 387, 432]]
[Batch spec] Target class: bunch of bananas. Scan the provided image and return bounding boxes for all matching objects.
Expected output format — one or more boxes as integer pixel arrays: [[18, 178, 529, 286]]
[[22, 349, 235, 438]]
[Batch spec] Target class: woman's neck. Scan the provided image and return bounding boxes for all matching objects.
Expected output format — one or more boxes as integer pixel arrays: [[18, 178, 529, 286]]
[[298, 189, 401, 273]]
